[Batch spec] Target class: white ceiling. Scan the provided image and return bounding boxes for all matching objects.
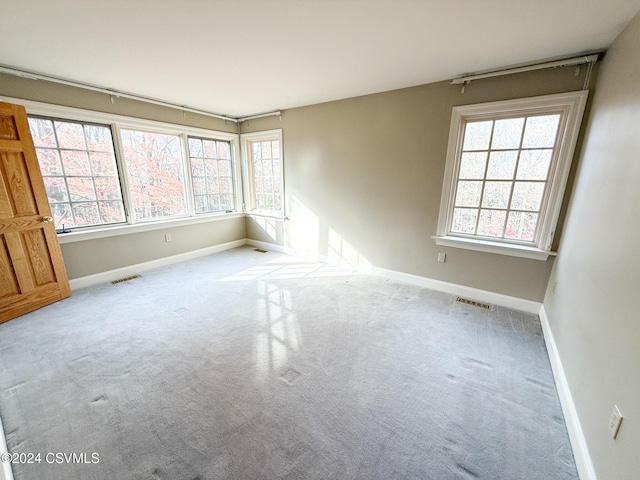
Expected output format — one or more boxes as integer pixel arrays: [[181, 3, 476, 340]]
[[2, 0, 640, 118]]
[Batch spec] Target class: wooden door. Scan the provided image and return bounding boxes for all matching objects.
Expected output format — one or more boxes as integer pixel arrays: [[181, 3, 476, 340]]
[[0, 101, 70, 323]]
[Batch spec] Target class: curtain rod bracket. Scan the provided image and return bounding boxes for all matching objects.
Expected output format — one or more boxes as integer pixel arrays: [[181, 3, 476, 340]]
[[451, 52, 600, 85]]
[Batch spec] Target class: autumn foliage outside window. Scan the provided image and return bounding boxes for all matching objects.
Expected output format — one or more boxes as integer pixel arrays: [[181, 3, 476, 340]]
[[29, 117, 126, 230], [120, 129, 187, 221]]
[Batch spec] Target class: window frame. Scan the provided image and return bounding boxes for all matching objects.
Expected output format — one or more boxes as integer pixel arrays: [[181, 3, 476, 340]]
[[186, 136, 237, 215], [434, 91, 588, 260], [28, 115, 128, 231], [2, 96, 242, 243], [240, 129, 285, 217]]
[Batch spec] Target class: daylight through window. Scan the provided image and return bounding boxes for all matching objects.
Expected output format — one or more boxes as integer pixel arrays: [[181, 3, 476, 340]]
[[436, 91, 588, 259], [241, 130, 284, 215], [28, 117, 126, 230], [452, 114, 560, 242], [187, 138, 235, 214], [120, 129, 187, 221], [24, 101, 242, 234]]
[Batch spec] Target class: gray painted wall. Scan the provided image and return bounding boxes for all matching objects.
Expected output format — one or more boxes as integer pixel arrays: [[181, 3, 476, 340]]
[[242, 67, 593, 301], [60, 218, 246, 279], [0, 73, 245, 280], [0, 73, 238, 134], [543, 12, 640, 480], [0, 57, 594, 300]]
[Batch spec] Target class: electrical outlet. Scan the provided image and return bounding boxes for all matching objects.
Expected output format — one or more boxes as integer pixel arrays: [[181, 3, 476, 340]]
[[165, 234, 172, 242], [608, 404, 623, 439], [437, 252, 446, 263]]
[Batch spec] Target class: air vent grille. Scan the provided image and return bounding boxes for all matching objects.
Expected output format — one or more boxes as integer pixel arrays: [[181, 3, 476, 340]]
[[110, 274, 141, 285], [456, 297, 493, 310]]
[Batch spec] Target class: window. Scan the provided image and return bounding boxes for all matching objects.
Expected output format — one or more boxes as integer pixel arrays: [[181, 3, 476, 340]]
[[28, 117, 126, 230], [10, 97, 242, 239], [241, 130, 284, 215], [120, 129, 187, 221], [435, 91, 588, 260], [187, 137, 235, 214]]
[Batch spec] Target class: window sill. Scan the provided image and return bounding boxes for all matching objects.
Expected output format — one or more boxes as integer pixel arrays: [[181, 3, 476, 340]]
[[244, 212, 287, 221], [432, 235, 556, 261], [57, 212, 245, 244]]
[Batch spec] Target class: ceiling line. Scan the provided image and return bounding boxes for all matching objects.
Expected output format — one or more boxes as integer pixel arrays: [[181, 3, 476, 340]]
[[451, 53, 601, 85], [0, 64, 280, 124]]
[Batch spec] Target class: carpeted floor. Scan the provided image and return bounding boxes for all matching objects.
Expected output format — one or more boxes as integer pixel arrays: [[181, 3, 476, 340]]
[[0, 246, 578, 479]]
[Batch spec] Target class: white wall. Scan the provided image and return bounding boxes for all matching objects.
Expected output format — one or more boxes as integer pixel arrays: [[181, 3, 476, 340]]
[[543, 12, 640, 480]]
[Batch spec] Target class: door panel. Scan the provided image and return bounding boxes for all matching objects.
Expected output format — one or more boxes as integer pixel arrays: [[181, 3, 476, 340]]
[[0, 101, 70, 323]]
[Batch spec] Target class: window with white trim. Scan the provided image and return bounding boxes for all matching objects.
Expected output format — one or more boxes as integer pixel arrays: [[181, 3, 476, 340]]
[[120, 128, 187, 221], [435, 91, 588, 260], [187, 137, 235, 214], [28, 116, 126, 230], [241, 130, 284, 215], [14, 98, 241, 236]]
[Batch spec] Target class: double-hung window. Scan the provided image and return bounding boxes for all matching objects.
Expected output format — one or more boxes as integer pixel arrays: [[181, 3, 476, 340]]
[[28, 116, 126, 230], [241, 129, 284, 216], [187, 137, 235, 214], [119, 129, 187, 221], [13, 98, 241, 236], [435, 91, 588, 260]]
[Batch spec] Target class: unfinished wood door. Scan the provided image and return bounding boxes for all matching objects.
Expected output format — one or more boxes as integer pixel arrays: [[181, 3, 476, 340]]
[[0, 101, 70, 323]]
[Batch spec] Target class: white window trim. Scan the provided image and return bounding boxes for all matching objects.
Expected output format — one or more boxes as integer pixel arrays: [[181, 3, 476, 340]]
[[240, 129, 285, 217], [1, 95, 243, 243], [434, 91, 588, 261]]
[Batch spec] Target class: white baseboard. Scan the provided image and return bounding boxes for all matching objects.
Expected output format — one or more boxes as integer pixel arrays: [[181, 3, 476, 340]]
[[0, 414, 14, 480], [68, 239, 246, 290], [369, 265, 542, 314], [245, 238, 288, 254], [245, 240, 541, 314], [539, 305, 597, 480]]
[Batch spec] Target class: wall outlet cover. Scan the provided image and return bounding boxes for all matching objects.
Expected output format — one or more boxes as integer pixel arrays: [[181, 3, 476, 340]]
[[608, 404, 623, 439]]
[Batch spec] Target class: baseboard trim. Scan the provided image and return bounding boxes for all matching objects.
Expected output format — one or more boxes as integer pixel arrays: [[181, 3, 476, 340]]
[[245, 240, 541, 314], [369, 265, 541, 314], [68, 239, 246, 290], [539, 305, 597, 480], [245, 238, 288, 254], [0, 414, 14, 480]]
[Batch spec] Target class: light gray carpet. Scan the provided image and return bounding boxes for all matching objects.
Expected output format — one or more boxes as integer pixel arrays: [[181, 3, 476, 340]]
[[0, 246, 578, 479]]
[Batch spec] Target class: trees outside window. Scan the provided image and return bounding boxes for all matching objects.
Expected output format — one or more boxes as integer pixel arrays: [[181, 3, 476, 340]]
[[28, 117, 125, 230], [435, 91, 588, 259], [120, 129, 187, 221]]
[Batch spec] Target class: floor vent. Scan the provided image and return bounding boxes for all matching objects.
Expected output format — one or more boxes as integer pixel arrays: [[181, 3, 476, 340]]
[[110, 274, 141, 285], [456, 297, 493, 310], [254, 248, 268, 253]]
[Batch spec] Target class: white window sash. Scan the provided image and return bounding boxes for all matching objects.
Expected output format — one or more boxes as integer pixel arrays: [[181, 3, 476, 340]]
[[435, 91, 588, 260]]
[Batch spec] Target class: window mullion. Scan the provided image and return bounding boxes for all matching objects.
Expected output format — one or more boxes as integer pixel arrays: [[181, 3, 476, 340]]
[[181, 133, 195, 217], [501, 116, 529, 239], [473, 121, 494, 236], [112, 123, 137, 226]]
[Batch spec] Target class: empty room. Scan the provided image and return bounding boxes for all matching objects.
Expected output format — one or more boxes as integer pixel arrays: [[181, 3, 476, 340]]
[[0, 1, 639, 479]]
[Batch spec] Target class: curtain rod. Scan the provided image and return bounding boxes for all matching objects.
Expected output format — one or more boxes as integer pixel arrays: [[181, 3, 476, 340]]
[[239, 110, 282, 122], [0, 64, 245, 123], [451, 53, 600, 85]]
